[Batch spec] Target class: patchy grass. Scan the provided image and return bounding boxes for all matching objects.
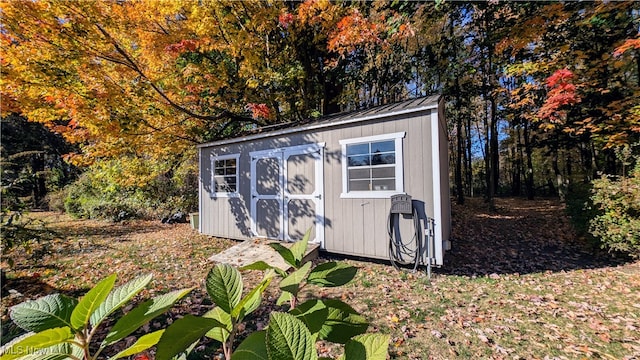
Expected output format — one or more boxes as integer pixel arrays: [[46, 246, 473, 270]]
[[2, 199, 639, 359]]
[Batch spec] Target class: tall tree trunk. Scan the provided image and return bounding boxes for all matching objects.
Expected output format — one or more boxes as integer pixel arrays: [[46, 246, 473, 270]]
[[31, 153, 46, 208], [552, 147, 565, 201], [591, 142, 599, 180], [466, 116, 473, 197], [490, 96, 499, 196], [511, 127, 522, 196], [454, 80, 465, 205], [484, 102, 493, 206], [523, 121, 534, 200]]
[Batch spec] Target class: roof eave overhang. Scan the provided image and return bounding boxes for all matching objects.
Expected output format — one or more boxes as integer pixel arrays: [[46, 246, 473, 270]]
[[197, 101, 439, 149]]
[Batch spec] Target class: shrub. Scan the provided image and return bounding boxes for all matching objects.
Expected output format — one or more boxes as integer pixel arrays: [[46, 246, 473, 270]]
[[45, 189, 66, 213], [590, 155, 640, 258], [61, 156, 198, 221], [565, 182, 599, 247]]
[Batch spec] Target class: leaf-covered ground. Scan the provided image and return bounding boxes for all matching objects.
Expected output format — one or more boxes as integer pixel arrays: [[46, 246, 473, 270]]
[[2, 198, 639, 359]]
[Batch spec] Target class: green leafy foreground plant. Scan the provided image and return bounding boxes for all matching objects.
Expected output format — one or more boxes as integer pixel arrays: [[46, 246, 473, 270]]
[[2, 230, 390, 359], [1, 274, 191, 360], [156, 230, 389, 360]]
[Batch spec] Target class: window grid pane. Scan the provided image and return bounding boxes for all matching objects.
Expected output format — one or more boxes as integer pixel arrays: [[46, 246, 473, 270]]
[[346, 139, 396, 192], [214, 157, 238, 193]]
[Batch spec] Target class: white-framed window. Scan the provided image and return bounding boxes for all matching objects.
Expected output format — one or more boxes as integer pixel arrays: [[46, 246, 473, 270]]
[[211, 154, 240, 197], [339, 132, 405, 198]]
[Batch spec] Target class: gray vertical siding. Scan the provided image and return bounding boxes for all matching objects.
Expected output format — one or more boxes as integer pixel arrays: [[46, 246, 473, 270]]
[[199, 107, 449, 262]]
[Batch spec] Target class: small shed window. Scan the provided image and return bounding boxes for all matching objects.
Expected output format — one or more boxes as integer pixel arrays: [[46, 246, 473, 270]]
[[340, 132, 405, 198], [211, 154, 239, 197]]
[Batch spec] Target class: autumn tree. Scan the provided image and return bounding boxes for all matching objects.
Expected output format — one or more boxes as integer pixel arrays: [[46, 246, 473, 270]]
[[0, 0, 354, 188], [2, 0, 638, 212]]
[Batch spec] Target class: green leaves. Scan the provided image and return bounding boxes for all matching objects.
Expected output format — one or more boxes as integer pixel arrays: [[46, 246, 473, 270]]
[[290, 299, 369, 344], [0, 327, 73, 360], [269, 243, 298, 269], [232, 331, 268, 360], [289, 299, 329, 334], [240, 261, 287, 277], [318, 300, 369, 344], [70, 273, 117, 330], [307, 262, 357, 287], [279, 261, 312, 295], [232, 270, 274, 320], [289, 229, 312, 265], [204, 307, 232, 343], [269, 228, 312, 268], [109, 330, 165, 360], [341, 334, 390, 360], [9, 294, 77, 333], [4, 251, 384, 360], [6, 273, 189, 360], [155, 263, 274, 359], [266, 312, 318, 360], [156, 315, 224, 360], [103, 288, 192, 346], [206, 263, 243, 313], [233, 298, 372, 360], [91, 274, 153, 328]]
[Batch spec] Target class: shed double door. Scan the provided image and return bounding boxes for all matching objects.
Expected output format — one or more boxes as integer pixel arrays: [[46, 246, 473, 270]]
[[250, 143, 325, 246]]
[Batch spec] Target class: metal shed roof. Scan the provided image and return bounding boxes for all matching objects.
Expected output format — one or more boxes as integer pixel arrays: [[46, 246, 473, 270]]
[[197, 94, 441, 148]]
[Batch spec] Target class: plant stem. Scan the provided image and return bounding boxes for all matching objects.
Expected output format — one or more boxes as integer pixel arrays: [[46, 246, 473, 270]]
[[224, 319, 236, 359]]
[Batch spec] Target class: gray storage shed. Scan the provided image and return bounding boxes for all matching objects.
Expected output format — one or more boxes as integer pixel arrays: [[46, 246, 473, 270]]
[[197, 95, 451, 266]]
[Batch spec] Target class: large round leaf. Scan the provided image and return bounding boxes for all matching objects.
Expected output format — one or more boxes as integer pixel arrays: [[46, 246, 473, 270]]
[[10, 294, 78, 333], [342, 334, 390, 360], [318, 299, 368, 344], [206, 264, 243, 314], [289, 299, 329, 335], [266, 312, 317, 360]]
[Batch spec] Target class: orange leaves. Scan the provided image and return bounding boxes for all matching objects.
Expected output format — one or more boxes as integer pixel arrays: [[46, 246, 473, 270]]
[[328, 9, 381, 55], [613, 37, 640, 57], [296, 0, 334, 26]]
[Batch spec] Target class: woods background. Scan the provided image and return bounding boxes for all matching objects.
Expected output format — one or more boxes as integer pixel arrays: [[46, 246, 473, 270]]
[[1, 1, 639, 255]]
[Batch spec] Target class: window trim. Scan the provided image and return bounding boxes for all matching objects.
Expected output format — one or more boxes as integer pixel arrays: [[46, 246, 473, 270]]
[[211, 153, 240, 198], [339, 132, 405, 199]]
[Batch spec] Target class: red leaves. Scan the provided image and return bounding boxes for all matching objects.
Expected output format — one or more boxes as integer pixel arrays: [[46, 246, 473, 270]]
[[538, 68, 581, 123], [164, 39, 199, 55], [278, 12, 295, 29], [246, 103, 271, 120], [545, 68, 574, 88], [133, 353, 151, 360]]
